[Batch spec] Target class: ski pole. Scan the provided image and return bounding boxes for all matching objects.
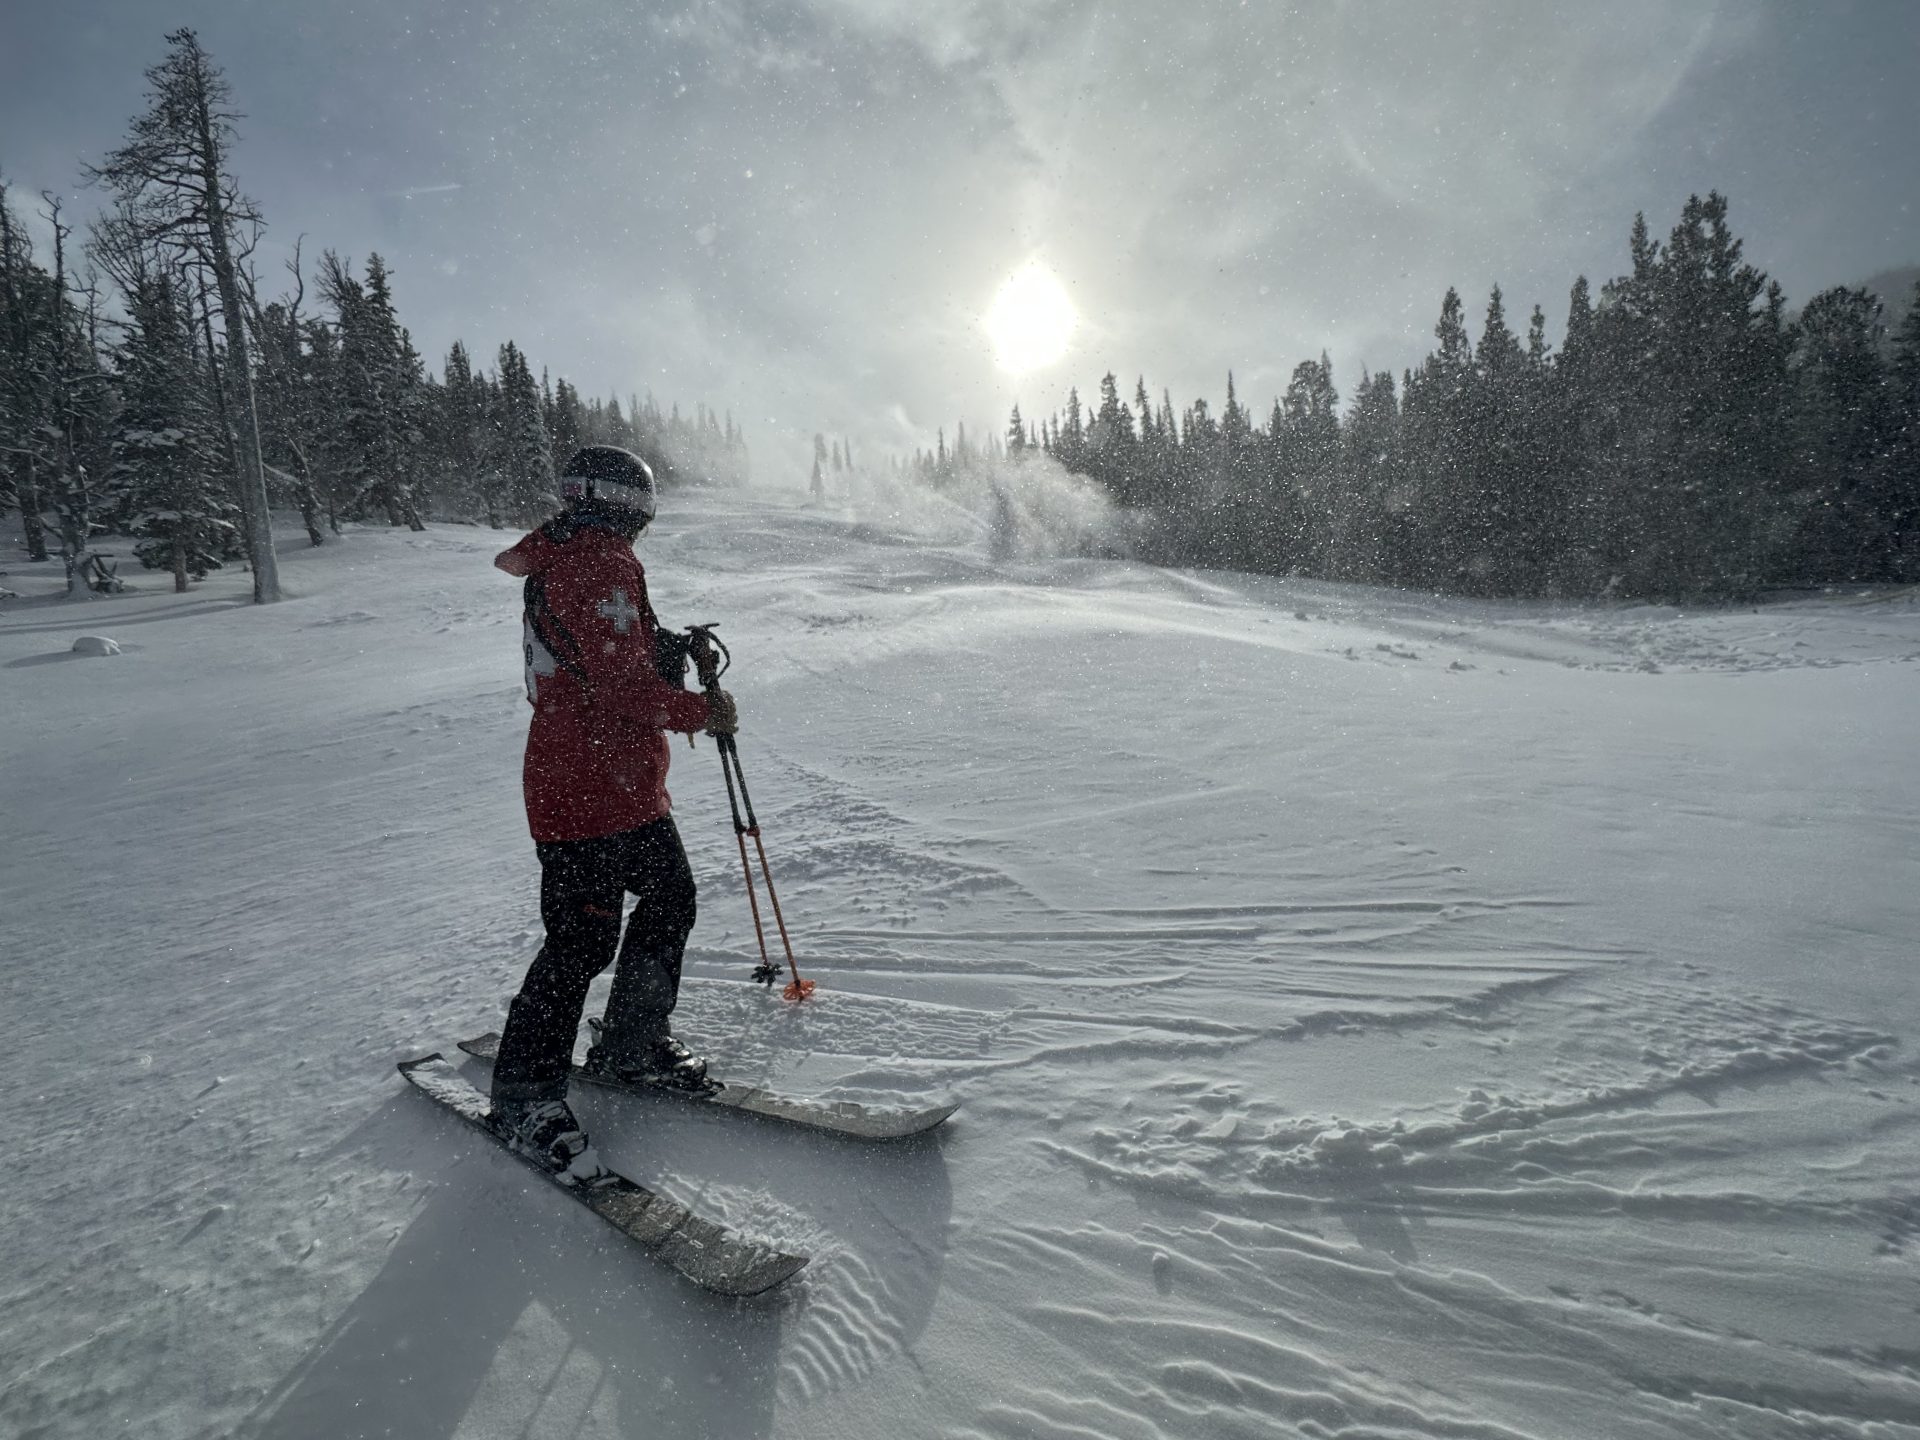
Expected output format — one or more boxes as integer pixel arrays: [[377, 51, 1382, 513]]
[[687, 624, 814, 1003], [715, 732, 813, 1001]]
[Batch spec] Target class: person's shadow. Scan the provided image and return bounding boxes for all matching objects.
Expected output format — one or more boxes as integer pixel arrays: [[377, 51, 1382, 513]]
[[240, 1063, 954, 1440]]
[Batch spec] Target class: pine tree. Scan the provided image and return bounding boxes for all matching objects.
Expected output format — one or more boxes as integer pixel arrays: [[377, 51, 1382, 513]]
[[244, 245, 328, 546], [1401, 287, 1475, 589], [90, 30, 280, 600], [318, 251, 424, 528], [394, 322, 430, 520], [543, 375, 572, 478], [1091, 371, 1137, 504], [1549, 275, 1609, 591], [296, 315, 356, 530], [1173, 395, 1220, 564], [1883, 281, 1920, 580], [1061, 387, 1085, 470], [1649, 193, 1789, 595], [1, 194, 91, 585], [1342, 369, 1402, 583], [1465, 286, 1526, 591], [1893, 282, 1920, 418], [0, 179, 56, 562], [1275, 358, 1340, 574], [471, 369, 507, 526], [16, 194, 117, 595], [1789, 287, 1895, 580], [1215, 371, 1262, 565], [495, 340, 552, 520], [0, 185, 70, 572], [112, 271, 235, 588], [434, 340, 487, 521]]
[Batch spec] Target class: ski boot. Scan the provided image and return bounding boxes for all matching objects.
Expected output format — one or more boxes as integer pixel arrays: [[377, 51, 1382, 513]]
[[585, 1029, 713, 1093], [488, 1096, 608, 1186]]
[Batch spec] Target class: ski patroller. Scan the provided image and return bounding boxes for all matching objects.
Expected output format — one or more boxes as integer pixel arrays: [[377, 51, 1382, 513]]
[[397, 1054, 809, 1296], [397, 521, 907, 1290], [458, 1030, 959, 1140]]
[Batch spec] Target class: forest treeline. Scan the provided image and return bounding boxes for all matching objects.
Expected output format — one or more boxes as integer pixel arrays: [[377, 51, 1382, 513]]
[[951, 195, 1918, 600], [0, 29, 748, 599]]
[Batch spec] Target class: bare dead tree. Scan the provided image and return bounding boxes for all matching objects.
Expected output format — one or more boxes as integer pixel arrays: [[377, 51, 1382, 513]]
[[87, 28, 281, 601]]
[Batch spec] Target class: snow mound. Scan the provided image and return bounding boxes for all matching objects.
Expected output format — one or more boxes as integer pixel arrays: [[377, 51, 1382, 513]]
[[70, 635, 121, 656]]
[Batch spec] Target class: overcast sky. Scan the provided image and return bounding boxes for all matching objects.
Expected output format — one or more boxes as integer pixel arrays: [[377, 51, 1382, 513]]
[[5, 0, 1917, 483]]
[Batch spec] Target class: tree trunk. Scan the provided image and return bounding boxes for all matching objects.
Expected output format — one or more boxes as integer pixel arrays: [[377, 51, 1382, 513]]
[[192, 84, 279, 602], [59, 498, 89, 598], [294, 459, 324, 546], [19, 456, 49, 561], [173, 525, 189, 592], [276, 446, 325, 546], [197, 287, 249, 531]]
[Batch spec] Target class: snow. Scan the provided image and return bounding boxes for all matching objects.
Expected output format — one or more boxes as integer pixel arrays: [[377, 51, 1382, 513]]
[[3, 493, 1918, 1439]]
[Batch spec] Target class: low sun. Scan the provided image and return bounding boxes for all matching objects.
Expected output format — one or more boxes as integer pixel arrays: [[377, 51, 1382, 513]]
[[983, 261, 1077, 375]]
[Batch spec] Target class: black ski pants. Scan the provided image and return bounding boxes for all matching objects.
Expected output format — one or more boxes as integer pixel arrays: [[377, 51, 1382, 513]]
[[490, 816, 697, 1105]]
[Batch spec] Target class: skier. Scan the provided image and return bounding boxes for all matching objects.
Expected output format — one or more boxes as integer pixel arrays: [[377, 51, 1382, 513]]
[[486, 444, 738, 1181]]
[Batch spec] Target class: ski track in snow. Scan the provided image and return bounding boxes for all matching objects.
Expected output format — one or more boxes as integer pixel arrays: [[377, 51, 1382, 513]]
[[3, 496, 1918, 1440]]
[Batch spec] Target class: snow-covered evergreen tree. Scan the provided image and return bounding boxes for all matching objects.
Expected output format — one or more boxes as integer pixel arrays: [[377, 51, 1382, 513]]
[[1789, 287, 1896, 581], [0, 178, 55, 562], [111, 272, 236, 589], [318, 251, 424, 529], [495, 340, 551, 520], [246, 247, 329, 546]]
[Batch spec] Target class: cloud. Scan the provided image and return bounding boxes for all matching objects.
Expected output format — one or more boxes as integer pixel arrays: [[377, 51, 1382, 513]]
[[13, 0, 1912, 494], [621, 0, 1732, 457]]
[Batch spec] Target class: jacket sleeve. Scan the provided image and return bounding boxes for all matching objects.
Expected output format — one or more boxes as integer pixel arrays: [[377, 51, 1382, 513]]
[[544, 554, 711, 734]]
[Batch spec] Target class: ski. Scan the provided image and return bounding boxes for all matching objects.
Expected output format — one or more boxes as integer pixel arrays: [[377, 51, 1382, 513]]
[[397, 1054, 808, 1296], [456, 1030, 959, 1140]]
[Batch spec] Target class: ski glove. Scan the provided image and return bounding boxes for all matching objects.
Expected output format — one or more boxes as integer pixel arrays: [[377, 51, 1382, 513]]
[[704, 689, 739, 736]]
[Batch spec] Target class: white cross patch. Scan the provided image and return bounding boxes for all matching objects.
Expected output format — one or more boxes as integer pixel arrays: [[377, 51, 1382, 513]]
[[596, 588, 641, 635]]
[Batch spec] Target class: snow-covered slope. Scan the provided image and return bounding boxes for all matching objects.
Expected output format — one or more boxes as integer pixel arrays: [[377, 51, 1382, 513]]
[[3, 494, 1917, 1439]]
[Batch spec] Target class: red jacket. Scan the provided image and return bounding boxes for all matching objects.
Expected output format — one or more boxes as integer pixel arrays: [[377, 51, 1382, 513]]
[[496, 521, 711, 842]]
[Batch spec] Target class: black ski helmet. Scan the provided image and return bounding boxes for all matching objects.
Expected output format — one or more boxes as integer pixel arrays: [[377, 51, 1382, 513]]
[[560, 445, 657, 524]]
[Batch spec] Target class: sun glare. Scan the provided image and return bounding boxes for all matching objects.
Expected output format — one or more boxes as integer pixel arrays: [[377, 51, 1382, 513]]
[[983, 261, 1077, 375]]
